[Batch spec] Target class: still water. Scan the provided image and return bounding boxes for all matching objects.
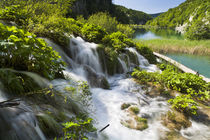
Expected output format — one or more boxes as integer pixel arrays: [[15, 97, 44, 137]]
[[134, 28, 210, 78], [166, 54, 210, 78], [134, 28, 183, 40]]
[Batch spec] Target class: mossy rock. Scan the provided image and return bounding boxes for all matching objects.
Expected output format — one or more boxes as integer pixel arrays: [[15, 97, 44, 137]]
[[163, 131, 187, 140], [121, 117, 148, 131], [36, 113, 62, 138], [129, 106, 140, 114], [135, 117, 148, 130], [162, 110, 191, 130], [121, 103, 131, 110]]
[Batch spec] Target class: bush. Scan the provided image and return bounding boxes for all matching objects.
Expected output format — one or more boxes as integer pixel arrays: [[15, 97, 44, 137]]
[[117, 24, 135, 38], [81, 23, 107, 43], [132, 70, 158, 84], [0, 69, 41, 94], [0, 5, 28, 25], [132, 63, 209, 102], [87, 12, 118, 34], [168, 95, 198, 115], [102, 31, 135, 52], [62, 117, 96, 140], [0, 23, 65, 79]]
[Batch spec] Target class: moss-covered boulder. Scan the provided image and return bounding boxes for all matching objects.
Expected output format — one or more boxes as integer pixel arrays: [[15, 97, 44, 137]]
[[161, 110, 191, 131]]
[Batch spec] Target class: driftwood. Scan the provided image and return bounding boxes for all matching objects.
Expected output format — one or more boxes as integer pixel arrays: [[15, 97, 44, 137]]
[[0, 98, 20, 108]]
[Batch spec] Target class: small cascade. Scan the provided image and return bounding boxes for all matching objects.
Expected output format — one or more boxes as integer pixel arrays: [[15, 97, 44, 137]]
[[0, 90, 46, 140], [180, 121, 210, 140], [126, 48, 158, 72], [117, 57, 128, 73], [91, 75, 169, 140], [70, 37, 103, 73]]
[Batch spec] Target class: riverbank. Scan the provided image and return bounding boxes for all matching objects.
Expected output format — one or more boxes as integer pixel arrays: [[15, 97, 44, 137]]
[[154, 52, 210, 82], [136, 39, 210, 55]]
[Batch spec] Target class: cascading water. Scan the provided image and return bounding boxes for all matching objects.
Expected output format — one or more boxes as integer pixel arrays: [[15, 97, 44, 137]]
[[46, 36, 209, 140], [2, 35, 208, 139]]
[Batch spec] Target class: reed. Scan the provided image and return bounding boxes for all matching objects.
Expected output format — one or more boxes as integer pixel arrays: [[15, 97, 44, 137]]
[[135, 39, 210, 55]]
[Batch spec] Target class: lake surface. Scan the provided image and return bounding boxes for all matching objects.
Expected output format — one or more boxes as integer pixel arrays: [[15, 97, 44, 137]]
[[134, 28, 210, 78], [134, 28, 183, 40], [166, 54, 210, 78]]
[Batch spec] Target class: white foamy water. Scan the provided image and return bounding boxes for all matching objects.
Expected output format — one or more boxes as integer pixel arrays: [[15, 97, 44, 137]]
[[181, 121, 210, 140], [91, 75, 169, 140], [70, 37, 103, 73], [44, 36, 210, 140], [0, 90, 6, 102]]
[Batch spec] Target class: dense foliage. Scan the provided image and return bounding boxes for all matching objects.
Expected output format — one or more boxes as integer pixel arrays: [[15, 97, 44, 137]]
[[62, 116, 96, 140], [112, 5, 152, 24], [0, 23, 65, 79], [147, 0, 210, 40], [132, 63, 210, 115]]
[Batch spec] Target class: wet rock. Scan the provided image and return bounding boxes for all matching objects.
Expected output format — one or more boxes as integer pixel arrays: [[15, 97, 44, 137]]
[[163, 131, 187, 140], [162, 110, 192, 131], [121, 116, 148, 131], [0, 101, 46, 140], [83, 65, 110, 89], [121, 105, 148, 131], [121, 103, 131, 110], [36, 113, 62, 138]]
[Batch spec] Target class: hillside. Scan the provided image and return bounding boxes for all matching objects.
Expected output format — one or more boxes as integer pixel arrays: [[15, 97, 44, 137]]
[[147, 0, 210, 39], [70, 1, 152, 25], [150, 12, 164, 18], [111, 5, 152, 24]]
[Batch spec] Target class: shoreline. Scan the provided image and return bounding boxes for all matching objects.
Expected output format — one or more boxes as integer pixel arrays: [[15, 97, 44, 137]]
[[154, 52, 210, 83]]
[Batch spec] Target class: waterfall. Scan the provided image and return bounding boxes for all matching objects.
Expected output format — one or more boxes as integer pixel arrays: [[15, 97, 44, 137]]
[[70, 37, 103, 73], [126, 48, 158, 72], [117, 57, 128, 73], [1, 35, 208, 140]]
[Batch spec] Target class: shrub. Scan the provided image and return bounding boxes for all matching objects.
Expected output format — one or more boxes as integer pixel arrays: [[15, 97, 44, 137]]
[[81, 23, 107, 43], [0, 5, 28, 25], [132, 70, 158, 84], [117, 24, 135, 38], [168, 95, 198, 115], [102, 31, 135, 52], [0, 23, 65, 79], [87, 12, 118, 34], [62, 117, 96, 140]]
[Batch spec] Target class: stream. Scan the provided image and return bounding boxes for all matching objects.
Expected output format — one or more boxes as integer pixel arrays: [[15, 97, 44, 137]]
[[0, 36, 210, 140]]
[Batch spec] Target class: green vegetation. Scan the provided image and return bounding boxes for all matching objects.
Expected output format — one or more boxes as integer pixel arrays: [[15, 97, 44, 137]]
[[147, 0, 210, 40], [87, 12, 134, 37], [129, 106, 140, 114], [62, 117, 96, 140], [0, 23, 65, 79], [138, 39, 210, 55], [132, 63, 210, 115], [168, 95, 198, 115], [112, 5, 152, 24], [121, 103, 131, 110], [81, 23, 107, 43]]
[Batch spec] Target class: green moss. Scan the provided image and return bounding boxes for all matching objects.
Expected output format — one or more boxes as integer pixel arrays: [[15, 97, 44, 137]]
[[129, 107, 140, 114], [121, 103, 131, 110]]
